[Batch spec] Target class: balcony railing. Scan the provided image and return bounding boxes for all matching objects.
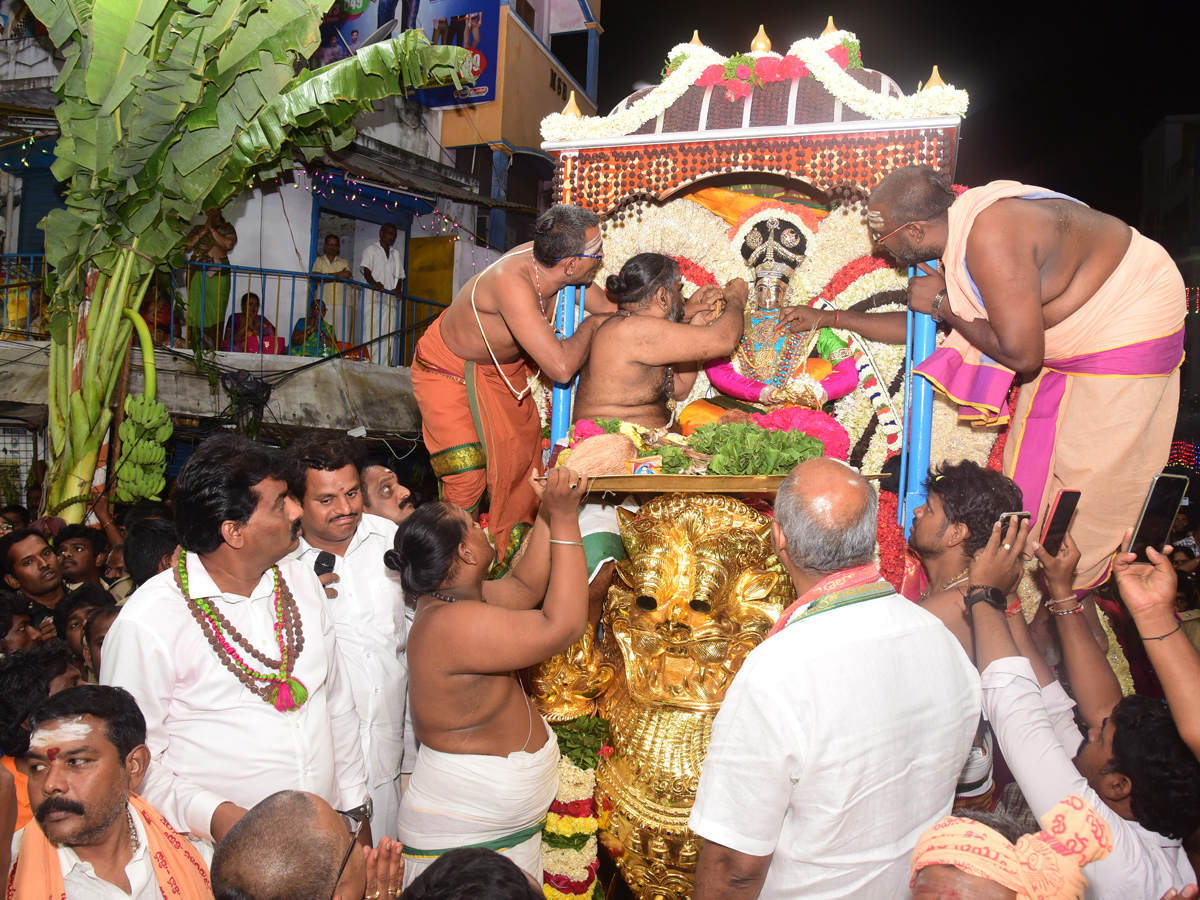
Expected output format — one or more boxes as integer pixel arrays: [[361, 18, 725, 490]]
[[0, 254, 447, 367]]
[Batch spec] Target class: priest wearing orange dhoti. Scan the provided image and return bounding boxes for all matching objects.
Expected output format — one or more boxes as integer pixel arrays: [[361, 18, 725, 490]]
[[4, 684, 213, 900], [411, 204, 616, 571], [866, 167, 1185, 589]]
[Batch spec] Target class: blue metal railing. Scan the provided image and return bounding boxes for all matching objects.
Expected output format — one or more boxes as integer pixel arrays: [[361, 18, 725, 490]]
[[183, 260, 421, 364], [0, 254, 446, 367]]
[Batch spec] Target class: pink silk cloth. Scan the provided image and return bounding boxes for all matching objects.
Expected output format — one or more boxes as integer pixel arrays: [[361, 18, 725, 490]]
[[915, 182, 1185, 588]]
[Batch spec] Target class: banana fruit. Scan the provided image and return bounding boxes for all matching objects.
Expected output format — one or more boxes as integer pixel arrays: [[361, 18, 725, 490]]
[[113, 393, 173, 503]]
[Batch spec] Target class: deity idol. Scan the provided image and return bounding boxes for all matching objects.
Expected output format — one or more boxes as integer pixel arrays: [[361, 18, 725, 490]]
[[704, 208, 859, 411]]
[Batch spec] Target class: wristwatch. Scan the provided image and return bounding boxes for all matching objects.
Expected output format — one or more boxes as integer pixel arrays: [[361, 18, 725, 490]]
[[343, 796, 373, 822], [964, 584, 1008, 612], [930, 289, 947, 323]]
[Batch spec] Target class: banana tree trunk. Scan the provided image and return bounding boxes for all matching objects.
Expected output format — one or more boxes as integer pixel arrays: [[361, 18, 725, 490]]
[[44, 245, 153, 523]]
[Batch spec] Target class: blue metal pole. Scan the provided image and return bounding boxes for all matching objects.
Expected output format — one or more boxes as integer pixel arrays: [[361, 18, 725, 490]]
[[549, 285, 581, 445], [899, 261, 939, 537]]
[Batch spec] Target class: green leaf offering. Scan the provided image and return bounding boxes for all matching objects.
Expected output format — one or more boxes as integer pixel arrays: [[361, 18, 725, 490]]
[[688, 422, 824, 475]]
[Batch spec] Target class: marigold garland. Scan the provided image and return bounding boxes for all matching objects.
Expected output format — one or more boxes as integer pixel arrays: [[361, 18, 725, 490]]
[[542, 718, 610, 900]]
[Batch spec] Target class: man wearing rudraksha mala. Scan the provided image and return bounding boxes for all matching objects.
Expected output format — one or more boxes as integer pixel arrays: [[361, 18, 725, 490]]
[[101, 433, 370, 847]]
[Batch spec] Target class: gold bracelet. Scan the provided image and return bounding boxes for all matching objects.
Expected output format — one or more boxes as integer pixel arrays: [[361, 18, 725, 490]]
[[548, 539, 584, 546]]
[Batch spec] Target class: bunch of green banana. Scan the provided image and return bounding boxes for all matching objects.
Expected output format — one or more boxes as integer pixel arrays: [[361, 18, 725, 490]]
[[113, 393, 173, 503]]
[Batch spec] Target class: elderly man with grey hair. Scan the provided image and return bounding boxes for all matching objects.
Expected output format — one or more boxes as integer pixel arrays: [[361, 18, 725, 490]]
[[690, 459, 982, 900]]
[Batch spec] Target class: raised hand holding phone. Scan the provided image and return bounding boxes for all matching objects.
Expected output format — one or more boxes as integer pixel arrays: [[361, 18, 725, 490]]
[[1126, 473, 1189, 563]]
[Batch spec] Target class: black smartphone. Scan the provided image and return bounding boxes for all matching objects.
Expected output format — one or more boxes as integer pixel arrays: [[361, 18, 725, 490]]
[[314, 551, 336, 577], [1039, 489, 1081, 557], [1127, 474, 1190, 563]]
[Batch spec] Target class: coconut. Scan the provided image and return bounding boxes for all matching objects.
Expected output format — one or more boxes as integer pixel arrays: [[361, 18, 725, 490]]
[[560, 433, 639, 476]]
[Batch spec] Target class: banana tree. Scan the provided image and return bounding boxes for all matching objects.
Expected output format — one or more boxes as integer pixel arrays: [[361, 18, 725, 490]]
[[28, 0, 473, 522]]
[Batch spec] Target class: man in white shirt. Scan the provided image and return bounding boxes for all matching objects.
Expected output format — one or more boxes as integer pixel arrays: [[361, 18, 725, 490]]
[[3, 684, 213, 898], [690, 459, 981, 900], [101, 433, 370, 845], [967, 524, 1200, 900], [286, 433, 409, 837], [360, 223, 404, 363]]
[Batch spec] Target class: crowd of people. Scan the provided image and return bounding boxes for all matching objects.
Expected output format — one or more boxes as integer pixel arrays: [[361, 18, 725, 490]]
[[4, 442, 1200, 900], [0, 164, 1197, 900]]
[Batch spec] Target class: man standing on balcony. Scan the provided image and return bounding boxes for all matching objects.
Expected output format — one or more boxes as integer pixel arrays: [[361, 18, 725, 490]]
[[185, 207, 238, 349], [410, 204, 615, 573], [360, 223, 404, 362]]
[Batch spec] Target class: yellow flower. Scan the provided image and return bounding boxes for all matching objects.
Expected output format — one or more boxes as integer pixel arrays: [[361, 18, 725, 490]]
[[545, 812, 599, 837], [544, 884, 596, 900]]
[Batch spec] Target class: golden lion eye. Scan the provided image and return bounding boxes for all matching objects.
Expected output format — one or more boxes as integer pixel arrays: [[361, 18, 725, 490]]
[[636, 595, 658, 611], [689, 599, 712, 614]]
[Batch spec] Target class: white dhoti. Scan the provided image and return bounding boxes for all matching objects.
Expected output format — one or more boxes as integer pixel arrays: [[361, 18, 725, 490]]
[[398, 720, 560, 887]]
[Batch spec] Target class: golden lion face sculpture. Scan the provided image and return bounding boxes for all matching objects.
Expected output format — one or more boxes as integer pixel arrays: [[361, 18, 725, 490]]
[[531, 494, 792, 900]]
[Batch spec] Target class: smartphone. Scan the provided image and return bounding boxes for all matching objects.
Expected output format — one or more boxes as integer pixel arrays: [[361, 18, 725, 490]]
[[997, 511, 1032, 530], [314, 551, 336, 577], [1127, 474, 1190, 562], [1039, 489, 1082, 557]]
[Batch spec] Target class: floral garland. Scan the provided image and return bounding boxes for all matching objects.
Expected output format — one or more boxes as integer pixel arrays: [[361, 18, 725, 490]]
[[542, 717, 612, 900], [541, 30, 967, 144], [542, 41, 723, 143], [783, 32, 968, 121]]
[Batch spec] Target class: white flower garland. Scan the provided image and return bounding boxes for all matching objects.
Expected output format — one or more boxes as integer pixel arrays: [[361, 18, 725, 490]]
[[785, 32, 969, 121], [597, 200, 744, 288], [789, 205, 876, 300], [541, 31, 968, 144], [544, 838, 599, 883], [542, 42, 724, 143]]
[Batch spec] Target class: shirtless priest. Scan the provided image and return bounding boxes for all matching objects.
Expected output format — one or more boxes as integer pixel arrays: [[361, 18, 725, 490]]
[[385, 466, 588, 887], [573, 253, 748, 429], [411, 205, 616, 568]]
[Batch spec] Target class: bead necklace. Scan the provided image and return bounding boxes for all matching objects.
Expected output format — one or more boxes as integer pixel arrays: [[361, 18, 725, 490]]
[[175, 551, 309, 712], [425, 590, 485, 604], [126, 809, 139, 854], [531, 258, 546, 314]]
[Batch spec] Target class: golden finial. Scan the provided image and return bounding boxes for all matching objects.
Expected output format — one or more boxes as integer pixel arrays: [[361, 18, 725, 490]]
[[920, 65, 946, 90], [821, 16, 837, 36], [751, 24, 771, 52], [690, 29, 703, 46], [561, 91, 582, 118]]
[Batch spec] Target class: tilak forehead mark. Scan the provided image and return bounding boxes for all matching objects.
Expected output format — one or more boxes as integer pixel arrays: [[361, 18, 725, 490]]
[[46, 747, 60, 761], [29, 716, 93, 754]]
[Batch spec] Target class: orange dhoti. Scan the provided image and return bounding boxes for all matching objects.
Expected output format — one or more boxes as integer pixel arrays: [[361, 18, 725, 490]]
[[412, 315, 543, 568]]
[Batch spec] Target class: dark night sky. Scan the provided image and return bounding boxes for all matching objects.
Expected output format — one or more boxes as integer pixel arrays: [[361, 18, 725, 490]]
[[594, 1, 1200, 225]]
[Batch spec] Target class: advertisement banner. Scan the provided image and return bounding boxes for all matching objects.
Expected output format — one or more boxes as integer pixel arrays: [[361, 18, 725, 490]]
[[314, 0, 397, 67], [410, 0, 500, 108]]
